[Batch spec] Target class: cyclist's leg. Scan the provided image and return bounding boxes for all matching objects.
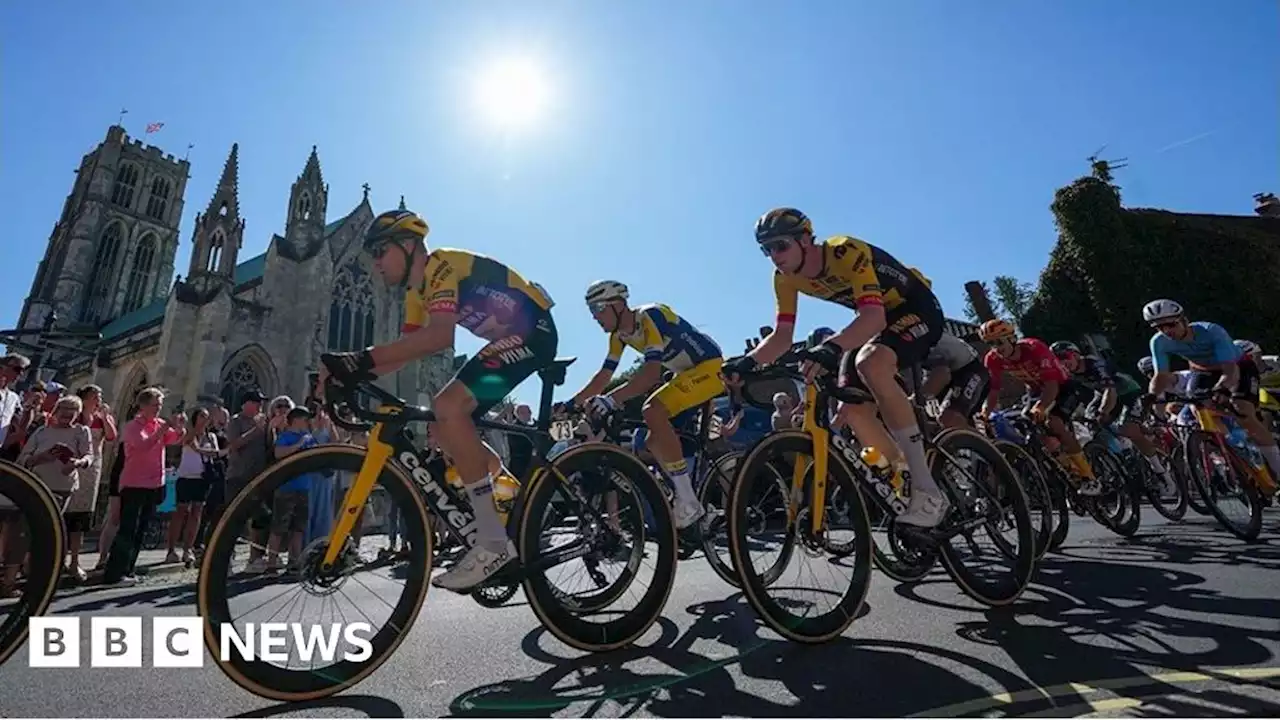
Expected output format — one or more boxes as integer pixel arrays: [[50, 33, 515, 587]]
[[642, 358, 725, 528], [1226, 358, 1280, 480], [431, 316, 557, 590], [939, 361, 989, 429], [843, 297, 947, 525], [1045, 382, 1099, 489]]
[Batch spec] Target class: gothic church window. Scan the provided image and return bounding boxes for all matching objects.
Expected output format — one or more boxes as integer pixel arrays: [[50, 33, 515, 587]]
[[81, 222, 124, 323], [328, 261, 376, 352], [208, 231, 224, 272], [122, 234, 157, 313], [111, 164, 139, 208], [298, 192, 312, 221], [221, 360, 262, 409], [145, 176, 171, 220]]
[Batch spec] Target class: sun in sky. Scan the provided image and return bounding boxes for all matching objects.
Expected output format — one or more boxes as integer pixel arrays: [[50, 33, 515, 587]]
[[472, 57, 551, 130]]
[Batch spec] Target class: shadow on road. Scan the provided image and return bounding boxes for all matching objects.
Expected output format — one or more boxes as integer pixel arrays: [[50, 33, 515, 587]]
[[231, 694, 405, 718]]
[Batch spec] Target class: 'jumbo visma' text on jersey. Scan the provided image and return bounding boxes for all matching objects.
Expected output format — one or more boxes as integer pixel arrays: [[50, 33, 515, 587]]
[[402, 248, 554, 341], [603, 304, 722, 374], [1149, 321, 1241, 374], [984, 338, 1070, 395], [773, 236, 931, 325]]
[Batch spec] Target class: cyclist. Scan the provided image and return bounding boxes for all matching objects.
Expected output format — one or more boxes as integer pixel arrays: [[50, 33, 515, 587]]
[[919, 332, 989, 429], [1052, 341, 1175, 493], [979, 320, 1101, 495], [318, 208, 558, 592], [565, 281, 723, 529], [721, 208, 949, 527], [1143, 298, 1280, 480]]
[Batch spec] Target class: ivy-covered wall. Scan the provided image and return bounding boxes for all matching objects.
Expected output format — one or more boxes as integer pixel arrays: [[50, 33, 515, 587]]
[[1022, 175, 1280, 372]]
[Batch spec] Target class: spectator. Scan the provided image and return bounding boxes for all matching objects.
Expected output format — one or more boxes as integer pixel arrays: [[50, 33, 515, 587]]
[[1, 382, 48, 462], [95, 437, 125, 571], [166, 407, 219, 564], [771, 392, 797, 431], [64, 385, 116, 582], [249, 406, 318, 574], [0, 354, 29, 451], [267, 395, 295, 450], [194, 404, 230, 552], [17, 395, 93, 511], [305, 398, 338, 545], [218, 389, 268, 558], [507, 403, 536, 481], [103, 387, 184, 586]]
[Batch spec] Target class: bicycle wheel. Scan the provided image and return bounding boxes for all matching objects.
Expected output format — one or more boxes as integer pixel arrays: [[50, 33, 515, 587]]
[[696, 451, 752, 589], [1184, 431, 1263, 542], [1083, 443, 1140, 537], [1140, 449, 1189, 522], [0, 463, 64, 668], [197, 445, 433, 702], [993, 440, 1053, 560], [1174, 442, 1212, 516], [728, 431, 873, 644], [930, 429, 1037, 607], [519, 442, 679, 652], [472, 581, 519, 608]]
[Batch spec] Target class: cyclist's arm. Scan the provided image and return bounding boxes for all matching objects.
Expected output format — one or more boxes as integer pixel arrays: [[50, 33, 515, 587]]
[[1150, 372, 1177, 397], [918, 365, 951, 400], [1148, 333, 1175, 396], [571, 335, 625, 405], [1099, 387, 1118, 415], [1033, 380, 1060, 413], [607, 313, 664, 404], [981, 352, 1003, 415], [751, 273, 799, 365]]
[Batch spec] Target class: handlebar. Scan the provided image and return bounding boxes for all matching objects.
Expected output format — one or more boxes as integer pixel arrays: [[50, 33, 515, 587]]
[[320, 372, 435, 435]]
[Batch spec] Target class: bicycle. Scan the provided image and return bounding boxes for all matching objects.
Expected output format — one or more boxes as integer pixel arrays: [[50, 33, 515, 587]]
[[726, 362, 1036, 644], [1092, 414, 1190, 523], [196, 356, 679, 702], [984, 411, 1059, 560], [1177, 389, 1276, 542], [0, 459, 65, 667]]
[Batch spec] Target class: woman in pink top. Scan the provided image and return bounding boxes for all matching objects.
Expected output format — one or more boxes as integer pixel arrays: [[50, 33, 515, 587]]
[[103, 387, 184, 586]]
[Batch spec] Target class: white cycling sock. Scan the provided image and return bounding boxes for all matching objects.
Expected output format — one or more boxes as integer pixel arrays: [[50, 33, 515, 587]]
[[465, 475, 509, 552], [669, 470, 697, 506], [891, 425, 939, 495]]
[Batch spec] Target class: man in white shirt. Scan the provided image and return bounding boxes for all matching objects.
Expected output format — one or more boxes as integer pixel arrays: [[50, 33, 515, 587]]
[[0, 354, 30, 447]]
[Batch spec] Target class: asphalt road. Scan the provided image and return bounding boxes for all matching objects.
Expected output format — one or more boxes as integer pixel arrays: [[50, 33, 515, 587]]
[[2, 513, 1279, 718]]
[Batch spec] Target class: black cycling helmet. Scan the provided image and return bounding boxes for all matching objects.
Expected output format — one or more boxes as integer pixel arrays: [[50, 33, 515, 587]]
[[807, 326, 836, 347], [1050, 341, 1081, 357], [364, 209, 428, 253], [754, 207, 813, 243]]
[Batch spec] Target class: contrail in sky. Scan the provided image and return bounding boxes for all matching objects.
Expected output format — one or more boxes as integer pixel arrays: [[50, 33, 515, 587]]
[[1156, 130, 1217, 154]]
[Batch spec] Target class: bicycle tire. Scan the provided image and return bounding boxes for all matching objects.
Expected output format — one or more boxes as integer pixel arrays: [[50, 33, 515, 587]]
[[727, 431, 873, 644], [1083, 443, 1139, 537], [1185, 432, 1264, 542], [930, 429, 1037, 607], [472, 581, 519, 608], [993, 440, 1053, 561], [1172, 443, 1211, 516], [0, 462, 64, 668], [1140, 449, 1189, 522], [197, 445, 433, 702], [696, 451, 744, 589], [518, 442, 678, 652]]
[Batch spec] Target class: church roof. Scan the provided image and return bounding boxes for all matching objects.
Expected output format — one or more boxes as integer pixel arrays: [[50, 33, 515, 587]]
[[233, 252, 267, 285], [100, 297, 167, 340]]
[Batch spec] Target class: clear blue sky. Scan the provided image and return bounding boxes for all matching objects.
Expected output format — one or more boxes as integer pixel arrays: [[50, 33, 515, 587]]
[[3, 1, 1277, 403]]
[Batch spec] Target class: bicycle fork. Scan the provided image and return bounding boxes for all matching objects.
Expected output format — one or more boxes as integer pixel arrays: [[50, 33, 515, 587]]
[[789, 384, 829, 538], [321, 423, 394, 570]]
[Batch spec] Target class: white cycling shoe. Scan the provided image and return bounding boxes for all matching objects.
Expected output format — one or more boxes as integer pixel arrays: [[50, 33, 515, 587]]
[[432, 540, 517, 593], [896, 490, 950, 528], [673, 497, 706, 531]]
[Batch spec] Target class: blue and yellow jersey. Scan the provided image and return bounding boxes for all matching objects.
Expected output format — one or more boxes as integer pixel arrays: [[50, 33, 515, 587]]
[[603, 303, 722, 374], [402, 248, 554, 341]]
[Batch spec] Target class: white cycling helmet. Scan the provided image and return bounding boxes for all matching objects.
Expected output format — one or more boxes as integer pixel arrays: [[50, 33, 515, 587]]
[[584, 280, 629, 305], [1137, 356, 1155, 377], [1142, 298, 1184, 324], [1235, 339, 1262, 357]]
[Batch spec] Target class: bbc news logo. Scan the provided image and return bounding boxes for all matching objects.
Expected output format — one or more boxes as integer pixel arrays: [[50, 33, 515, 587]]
[[29, 617, 374, 668]]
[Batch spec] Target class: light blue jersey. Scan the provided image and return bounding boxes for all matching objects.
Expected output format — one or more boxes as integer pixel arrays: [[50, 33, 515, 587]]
[[1150, 321, 1241, 373]]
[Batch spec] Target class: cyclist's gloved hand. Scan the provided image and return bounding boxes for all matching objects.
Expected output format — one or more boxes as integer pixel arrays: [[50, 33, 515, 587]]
[[797, 342, 843, 373], [720, 355, 757, 383], [320, 350, 377, 386], [584, 394, 616, 419]]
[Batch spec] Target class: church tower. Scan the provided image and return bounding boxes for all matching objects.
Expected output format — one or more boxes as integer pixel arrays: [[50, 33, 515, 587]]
[[184, 143, 244, 297], [280, 146, 328, 260], [19, 124, 189, 331]]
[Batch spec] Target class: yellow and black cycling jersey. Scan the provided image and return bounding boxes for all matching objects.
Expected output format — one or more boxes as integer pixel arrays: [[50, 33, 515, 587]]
[[603, 303, 722, 374], [402, 248, 554, 341], [773, 235, 931, 325]]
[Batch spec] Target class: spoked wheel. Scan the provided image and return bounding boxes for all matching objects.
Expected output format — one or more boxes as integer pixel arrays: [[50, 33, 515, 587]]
[[864, 499, 939, 582], [993, 440, 1053, 560], [1175, 442, 1212, 517], [696, 451, 792, 589], [1083, 444, 1140, 537], [471, 581, 519, 608], [0, 463, 65, 668], [197, 445, 433, 702], [518, 443, 679, 652], [1139, 449, 1189, 522], [727, 431, 873, 644], [1184, 432, 1264, 542], [924, 429, 1037, 607]]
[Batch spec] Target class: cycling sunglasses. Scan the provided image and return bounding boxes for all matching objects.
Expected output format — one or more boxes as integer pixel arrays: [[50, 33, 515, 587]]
[[759, 236, 796, 256]]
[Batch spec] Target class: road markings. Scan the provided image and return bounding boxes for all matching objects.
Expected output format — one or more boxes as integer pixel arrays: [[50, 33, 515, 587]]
[[909, 666, 1280, 717]]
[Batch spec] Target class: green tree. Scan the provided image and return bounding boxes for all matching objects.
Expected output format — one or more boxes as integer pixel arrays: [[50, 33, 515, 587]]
[[992, 275, 1035, 328]]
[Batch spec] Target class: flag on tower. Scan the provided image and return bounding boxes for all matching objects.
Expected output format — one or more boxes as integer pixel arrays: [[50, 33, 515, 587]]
[[145, 122, 165, 134]]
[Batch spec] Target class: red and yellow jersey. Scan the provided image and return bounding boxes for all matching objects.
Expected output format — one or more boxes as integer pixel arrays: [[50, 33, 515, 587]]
[[984, 338, 1070, 394], [773, 236, 930, 326], [402, 248, 554, 341]]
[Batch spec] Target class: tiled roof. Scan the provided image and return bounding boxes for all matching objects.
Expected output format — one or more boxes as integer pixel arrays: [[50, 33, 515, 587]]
[[233, 252, 267, 285], [100, 298, 167, 340]]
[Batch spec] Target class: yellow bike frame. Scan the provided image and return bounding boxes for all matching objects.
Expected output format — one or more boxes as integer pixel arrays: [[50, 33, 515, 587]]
[[321, 410, 399, 568], [787, 383, 829, 536], [1191, 404, 1278, 495]]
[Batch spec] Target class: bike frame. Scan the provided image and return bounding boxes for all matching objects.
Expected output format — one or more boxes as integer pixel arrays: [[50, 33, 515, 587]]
[[1185, 400, 1274, 492]]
